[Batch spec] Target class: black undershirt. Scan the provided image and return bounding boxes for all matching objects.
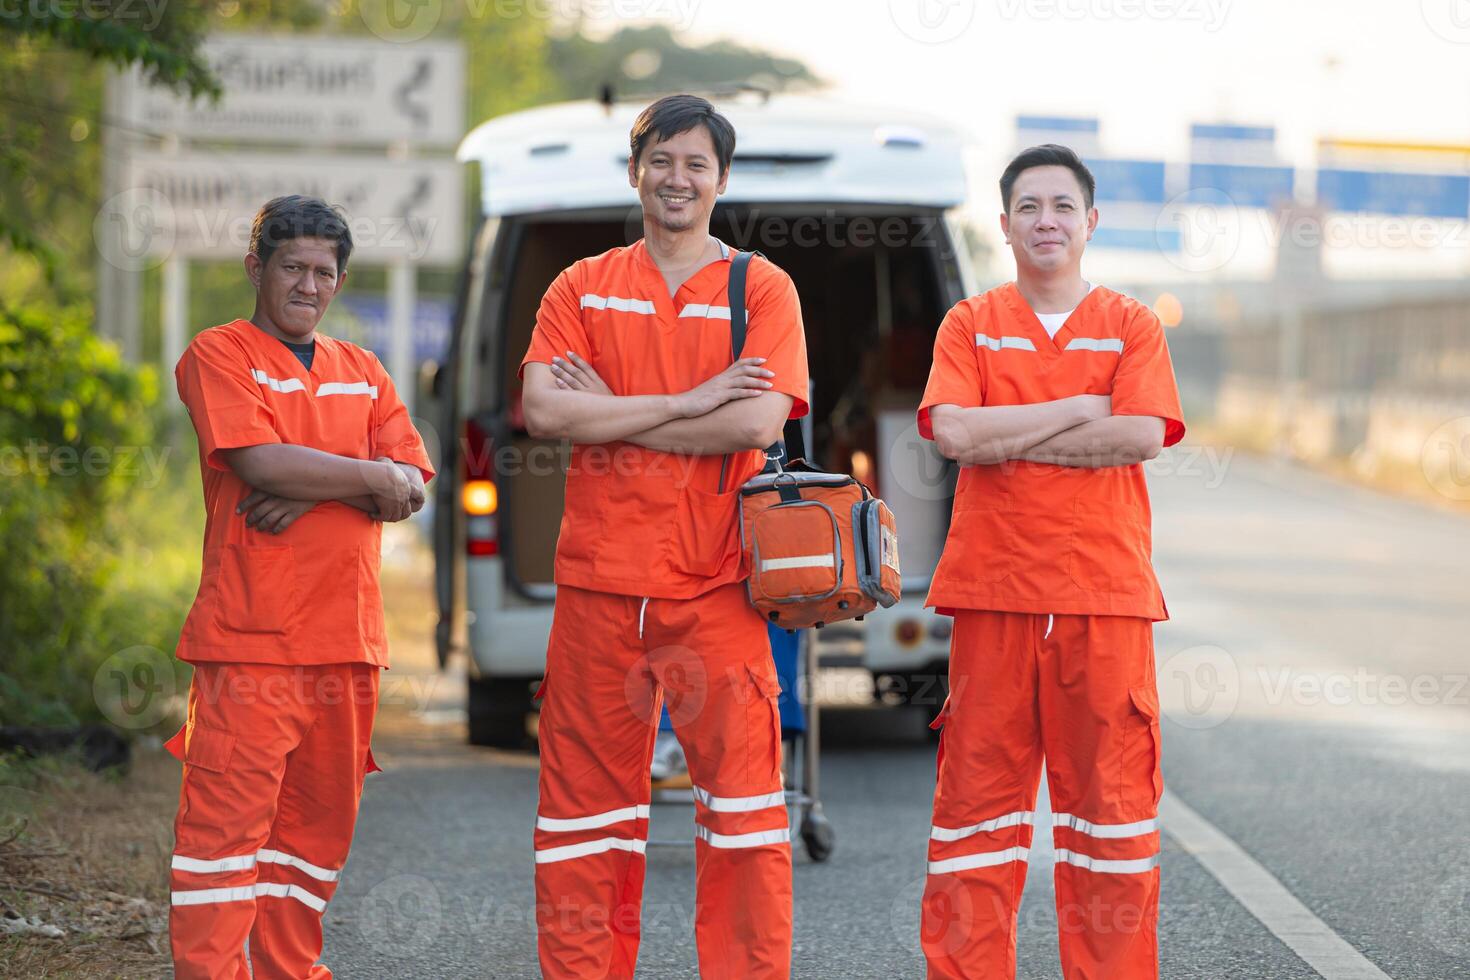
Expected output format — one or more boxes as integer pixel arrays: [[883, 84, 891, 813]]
[[280, 337, 316, 371]]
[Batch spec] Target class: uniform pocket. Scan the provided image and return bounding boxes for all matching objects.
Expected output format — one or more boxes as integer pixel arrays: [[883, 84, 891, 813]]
[[948, 492, 1019, 585], [1127, 685, 1163, 805], [215, 543, 298, 634], [743, 663, 784, 789], [669, 484, 741, 578], [1068, 499, 1151, 595], [183, 723, 236, 774]]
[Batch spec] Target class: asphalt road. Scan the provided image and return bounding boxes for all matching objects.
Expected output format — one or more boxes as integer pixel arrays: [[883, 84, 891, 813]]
[[321, 449, 1470, 979]]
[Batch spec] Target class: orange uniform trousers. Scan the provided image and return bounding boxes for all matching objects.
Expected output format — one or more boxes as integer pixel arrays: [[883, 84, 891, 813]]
[[922, 612, 1162, 980], [534, 582, 793, 979], [166, 662, 379, 979]]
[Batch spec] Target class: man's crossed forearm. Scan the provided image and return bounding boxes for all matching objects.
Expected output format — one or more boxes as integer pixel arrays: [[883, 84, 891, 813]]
[[929, 396, 1164, 469], [221, 444, 426, 534]]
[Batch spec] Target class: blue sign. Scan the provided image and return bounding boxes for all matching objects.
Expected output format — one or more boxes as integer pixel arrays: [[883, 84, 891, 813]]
[[1316, 168, 1470, 219], [1090, 227, 1181, 252], [1018, 115, 1099, 134], [1187, 163, 1295, 209], [1084, 158, 1167, 204], [1191, 123, 1275, 143], [335, 295, 453, 363]]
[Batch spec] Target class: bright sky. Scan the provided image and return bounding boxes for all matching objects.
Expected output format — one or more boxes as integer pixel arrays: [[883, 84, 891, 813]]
[[582, 0, 1470, 283]]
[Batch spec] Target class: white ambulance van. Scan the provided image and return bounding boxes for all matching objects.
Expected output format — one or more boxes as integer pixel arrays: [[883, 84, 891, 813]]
[[430, 93, 974, 745]]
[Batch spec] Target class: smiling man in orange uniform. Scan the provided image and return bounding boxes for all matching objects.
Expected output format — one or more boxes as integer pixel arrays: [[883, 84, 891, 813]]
[[916, 145, 1185, 980], [167, 195, 434, 979], [519, 95, 808, 979]]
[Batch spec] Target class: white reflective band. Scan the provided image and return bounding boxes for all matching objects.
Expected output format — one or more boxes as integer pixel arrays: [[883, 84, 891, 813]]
[[257, 848, 341, 882], [678, 304, 731, 320], [692, 786, 786, 813], [975, 333, 1037, 352], [251, 369, 306, 393], [1064, 337, 1124, 353], [171, 851, 258, 874], [1052, 813, 1158, 839], [254, 881, 328, 912], [170, 881, 327, 911], [927, 846, 1029, 875], [316, 381, 379, 399], [170, 885, 256, 907], [1055, 848, 1160, 875], [760, 554, 835, 572], [536, 804, 651, 833], [694, 826, 791, 849], [534, 836, 647, 865], [580, 294, 656, 315], [930, 810, 1034, 842]]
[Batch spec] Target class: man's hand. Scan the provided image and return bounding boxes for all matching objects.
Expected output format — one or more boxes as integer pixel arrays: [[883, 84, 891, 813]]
[[365, 457, 414, 522], [550, 352, 613, 395], [674, 357, 774, 418], [236, 489, 316, 535]]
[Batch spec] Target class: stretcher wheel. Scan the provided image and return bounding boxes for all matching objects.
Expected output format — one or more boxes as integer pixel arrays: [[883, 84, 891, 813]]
[[800, 810, 835, 862]]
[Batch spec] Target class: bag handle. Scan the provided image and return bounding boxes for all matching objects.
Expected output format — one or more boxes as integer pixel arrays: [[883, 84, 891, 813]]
[[718, 249, 785, 493]]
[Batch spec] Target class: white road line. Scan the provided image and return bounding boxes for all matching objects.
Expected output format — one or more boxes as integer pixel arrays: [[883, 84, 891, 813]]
[[1161, 792, 1394, 980]]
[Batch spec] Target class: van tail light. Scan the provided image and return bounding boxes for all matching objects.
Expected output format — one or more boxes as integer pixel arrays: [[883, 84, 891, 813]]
[[463, 416, 499, 557]]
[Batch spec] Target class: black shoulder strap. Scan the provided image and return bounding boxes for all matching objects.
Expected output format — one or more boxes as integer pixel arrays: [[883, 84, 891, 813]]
[[718, 251, 785, 493]]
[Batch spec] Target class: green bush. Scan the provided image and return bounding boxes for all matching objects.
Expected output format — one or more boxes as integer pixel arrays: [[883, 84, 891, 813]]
[[0, 303, 198, 729]]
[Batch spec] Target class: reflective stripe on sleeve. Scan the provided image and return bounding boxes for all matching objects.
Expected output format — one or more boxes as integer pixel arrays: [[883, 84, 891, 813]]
[[678, 304, 732, 320], [250, 369, 306, 393], [316, 381, 379, 399]]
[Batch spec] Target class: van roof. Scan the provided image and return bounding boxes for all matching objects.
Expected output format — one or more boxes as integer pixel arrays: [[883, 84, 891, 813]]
[[457, 93, 968, 217]]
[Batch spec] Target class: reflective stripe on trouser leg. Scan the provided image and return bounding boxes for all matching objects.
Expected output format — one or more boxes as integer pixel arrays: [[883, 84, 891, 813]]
[[535, 587, 659, 980], [922, 610, 1044, 980], [1040, 613, 1162, 980], [646, 582, 793, 980], [249, 663, 378, 980]]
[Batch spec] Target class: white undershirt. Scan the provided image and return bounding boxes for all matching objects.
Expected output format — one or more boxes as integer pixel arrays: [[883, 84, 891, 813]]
[[1034, 282, 1096, 339]]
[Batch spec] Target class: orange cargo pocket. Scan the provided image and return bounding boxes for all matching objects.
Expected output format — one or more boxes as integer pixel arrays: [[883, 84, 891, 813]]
[[1127, 685, 1163, 805], [670, 484, 741, 578], [215, 543, 298, 634], [183, 724, 236, 774], [743, 663, 784, 789]]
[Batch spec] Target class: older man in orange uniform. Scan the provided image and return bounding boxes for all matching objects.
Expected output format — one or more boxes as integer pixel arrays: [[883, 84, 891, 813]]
[[519, 95, 809, 979], [167, 196, 434, 979], [917, 145, 1185, 980]]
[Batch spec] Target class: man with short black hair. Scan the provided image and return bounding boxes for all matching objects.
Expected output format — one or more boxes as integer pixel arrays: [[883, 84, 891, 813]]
[[167, 194, 434, 978], [521, 94, 808, 978], [916, 144, 1185, 979]]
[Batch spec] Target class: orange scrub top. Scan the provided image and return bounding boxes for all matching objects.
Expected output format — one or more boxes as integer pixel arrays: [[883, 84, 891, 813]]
[[520, 240, 809, 600], [174, 319, 435, 666], [918, 282, 1185, 620]]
